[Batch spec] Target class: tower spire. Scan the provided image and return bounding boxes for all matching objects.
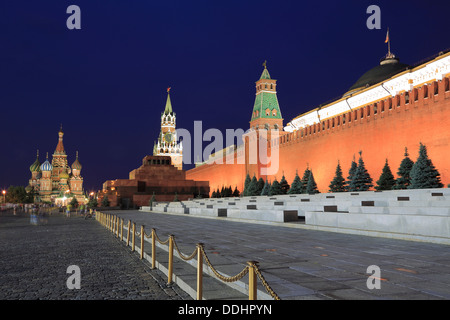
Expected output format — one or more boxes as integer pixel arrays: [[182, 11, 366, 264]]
[[164, 87, 173, 114]]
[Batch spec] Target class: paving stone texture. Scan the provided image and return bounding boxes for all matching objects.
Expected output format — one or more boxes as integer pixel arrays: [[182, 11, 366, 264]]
[[113, 209, 450, 300], [0, 211, 191, 300]]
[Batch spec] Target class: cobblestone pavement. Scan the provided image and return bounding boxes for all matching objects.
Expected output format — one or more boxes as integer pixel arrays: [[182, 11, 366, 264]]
[[112, 210, 450, 300], [0, 212, 191, 300]]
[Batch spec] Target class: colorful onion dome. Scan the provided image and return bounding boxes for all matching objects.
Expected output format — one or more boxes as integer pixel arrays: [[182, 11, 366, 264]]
[[40, 153, 53, 172], [29, 150, 41, 173], [71, 151, 82, 171]]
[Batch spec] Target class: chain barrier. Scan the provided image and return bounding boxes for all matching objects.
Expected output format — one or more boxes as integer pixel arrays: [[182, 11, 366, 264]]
[[96, 211, 280, 300], [173, 240, 198, 261], [254, 264, 281, 300], [200, 246, 250, 283]]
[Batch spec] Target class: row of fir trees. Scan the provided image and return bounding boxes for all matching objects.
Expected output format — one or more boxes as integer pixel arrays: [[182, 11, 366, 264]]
[[243, 166, 320, 196], [241, 143, 443, 197], [329, 143, 443, 192]]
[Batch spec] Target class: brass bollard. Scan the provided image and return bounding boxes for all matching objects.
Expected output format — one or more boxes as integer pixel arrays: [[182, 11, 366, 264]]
[[168, 235, 174, 284], [247, 261, 258, 300], [120, 218, 123, 241], [197, 243, 204, 300], [140, 225, 145, 260], [131, 222, 136, 252], [151, 228, 156, 269], [126, 220, 131, 247]]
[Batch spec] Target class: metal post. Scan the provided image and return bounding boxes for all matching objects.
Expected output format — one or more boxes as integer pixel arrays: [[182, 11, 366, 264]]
[[126, 220, 131, 246], [120, 218, 123, 241], [168, 235, 174, 284], [116, 217, 120, 238], [151, 228, 156, 269], [247, 261, 258, 300], [197, 243, 204, 300], [131, 222, 136, 252], [140, 225, 145, 260]]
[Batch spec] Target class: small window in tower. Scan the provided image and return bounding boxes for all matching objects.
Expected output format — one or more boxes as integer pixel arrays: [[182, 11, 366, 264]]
[[423, 85, 428, 98], [348, 112, 351, 122], [270, 84, 273, 89], [266, 108, 270, 116], [343, 114, 346, 124], [337, 116, 340, 126], [414, 88, 418, 101], [265, 84, 267, 89], [380, 101, 385, 112], [272, 109, 277, 116], [332, 118, 335, 128], [322, 122, 325, 130], [367, 106, 370, 116], [388, 98, 392, 109], [445, 78, 449, 92], [434, 81, 439, 95], [354, 110, 357, 121], [405, 92, 409, 104], [373, 103, 377, 114]]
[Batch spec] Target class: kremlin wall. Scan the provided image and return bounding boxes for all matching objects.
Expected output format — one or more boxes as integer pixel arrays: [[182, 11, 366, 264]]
[[186, 49, 450, 194]]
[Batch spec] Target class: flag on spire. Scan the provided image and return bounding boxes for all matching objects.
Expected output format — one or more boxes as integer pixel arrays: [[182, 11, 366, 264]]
[[385, 28, 389, 43]]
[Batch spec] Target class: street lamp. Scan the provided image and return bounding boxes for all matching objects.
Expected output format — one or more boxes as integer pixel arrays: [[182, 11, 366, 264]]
[[2, 190, 6, 204]]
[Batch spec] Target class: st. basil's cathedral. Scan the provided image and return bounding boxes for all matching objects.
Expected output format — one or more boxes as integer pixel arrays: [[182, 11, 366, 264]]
[[27, 126, 87, 205]]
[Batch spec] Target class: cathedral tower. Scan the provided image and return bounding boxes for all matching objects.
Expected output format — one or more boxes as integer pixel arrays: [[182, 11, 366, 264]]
[[153, 88, 183, 170], [51, 125, 70, 192]]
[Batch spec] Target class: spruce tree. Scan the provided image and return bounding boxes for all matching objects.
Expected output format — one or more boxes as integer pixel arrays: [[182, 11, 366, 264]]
[[279, 174, 290, 194], [408, 143, 443, 189], [375, 159, 395, 191], [256, 178, 265, 195], [301, 167, 312, 193], [261, 180, 270, 196], [232, 186, 240, 197], [346, 156, 358, 191], [394, 147, 414, 190], [247, 175, 258, 196], [243, 173, 251, 196], [288, 172, 303, 194], [349, 152, 373, 191], [269, 178, 283, 196], [306, 171, 319, 194], [329, 161, 346, 192]]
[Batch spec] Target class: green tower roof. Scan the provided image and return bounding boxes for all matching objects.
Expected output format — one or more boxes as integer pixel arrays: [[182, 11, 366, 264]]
[[260, 66, 271, 80], [252, 92, 282, 119]]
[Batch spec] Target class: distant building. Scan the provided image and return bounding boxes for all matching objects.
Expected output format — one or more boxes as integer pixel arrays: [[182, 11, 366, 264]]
[[27, 126, 87, 205], [99, 90, 209, 207]]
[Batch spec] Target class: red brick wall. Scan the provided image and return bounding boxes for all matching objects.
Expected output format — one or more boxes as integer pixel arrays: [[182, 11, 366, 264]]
[[186, 78, 450, 194]]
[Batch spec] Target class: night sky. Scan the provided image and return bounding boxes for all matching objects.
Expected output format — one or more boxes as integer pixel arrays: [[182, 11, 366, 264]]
[[1, 0, 449, 193]]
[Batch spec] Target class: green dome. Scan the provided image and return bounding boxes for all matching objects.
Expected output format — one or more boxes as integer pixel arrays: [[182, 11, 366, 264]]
[[344, 55, 409, 97], [29, 152, 41, 173]]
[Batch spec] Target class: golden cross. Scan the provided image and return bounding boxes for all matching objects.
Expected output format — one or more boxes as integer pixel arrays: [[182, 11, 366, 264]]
[[263, 60, 267, 68]]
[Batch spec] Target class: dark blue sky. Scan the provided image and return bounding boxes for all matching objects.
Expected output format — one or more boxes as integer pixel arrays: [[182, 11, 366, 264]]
[[1, 0, 449, 192]]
